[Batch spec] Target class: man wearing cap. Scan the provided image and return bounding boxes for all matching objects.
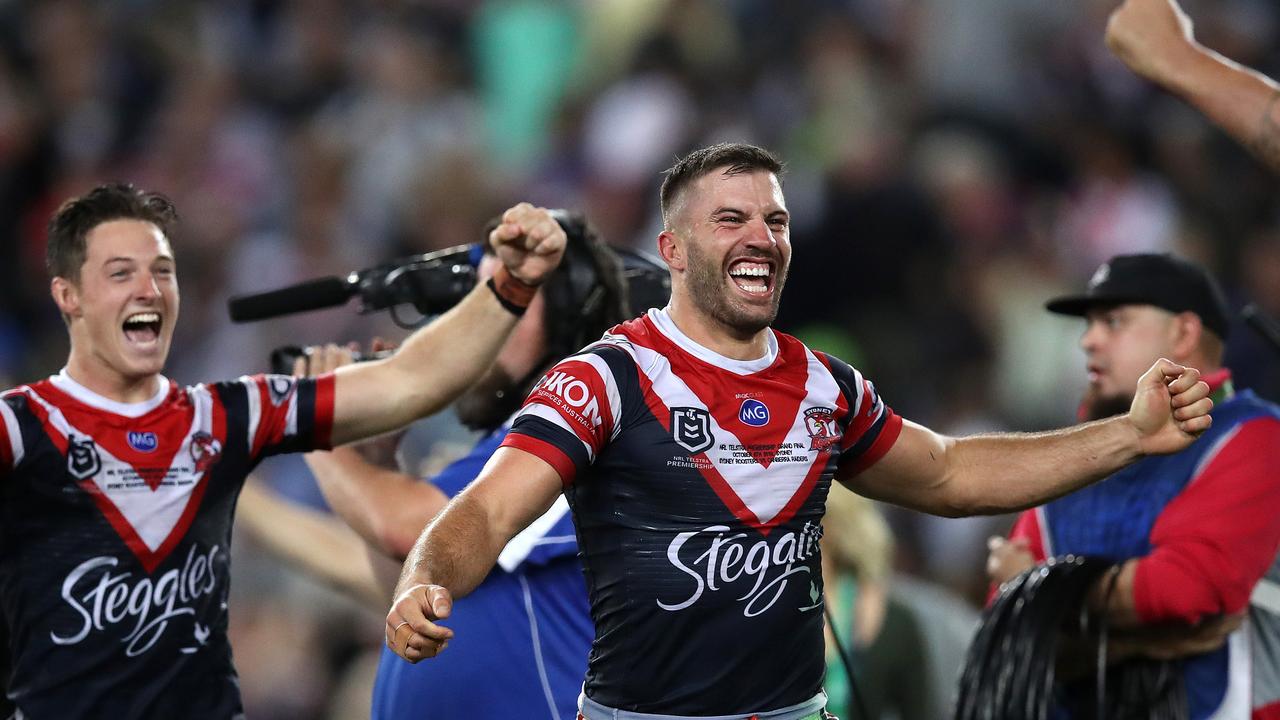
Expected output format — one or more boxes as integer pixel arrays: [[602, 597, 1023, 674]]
[[987, 253, 1280, 718]]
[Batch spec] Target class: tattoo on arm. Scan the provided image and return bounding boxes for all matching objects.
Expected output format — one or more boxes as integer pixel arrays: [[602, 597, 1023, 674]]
[[1248, 89, 1280, 171]]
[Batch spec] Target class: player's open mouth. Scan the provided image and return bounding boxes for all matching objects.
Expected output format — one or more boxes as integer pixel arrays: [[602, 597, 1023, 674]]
[[727, 259, 774, 297], [122, 312, 163, 347]]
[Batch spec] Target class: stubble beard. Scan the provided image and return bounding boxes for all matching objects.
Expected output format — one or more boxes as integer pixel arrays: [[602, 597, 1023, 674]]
[[684, 245, 785, 338], [1081, 389, 1134, 422]]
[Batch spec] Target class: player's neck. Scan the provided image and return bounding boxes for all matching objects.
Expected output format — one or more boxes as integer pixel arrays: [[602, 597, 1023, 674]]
[[665, 300, 771, 361], [64, 354, 163, 405]]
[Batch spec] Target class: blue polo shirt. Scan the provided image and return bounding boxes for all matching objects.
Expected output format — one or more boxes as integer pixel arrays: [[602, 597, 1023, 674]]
[[370, 427, 591, 720]]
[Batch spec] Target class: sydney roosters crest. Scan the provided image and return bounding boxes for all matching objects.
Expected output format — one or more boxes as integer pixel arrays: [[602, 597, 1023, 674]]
[[190, 432, 223, 473], [804, 407, 839, 452]]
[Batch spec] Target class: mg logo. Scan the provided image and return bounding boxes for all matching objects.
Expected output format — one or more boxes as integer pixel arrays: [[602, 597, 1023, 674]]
[[671, 407, 714, 454], [738, 399, 769, 427], [127, 431, 158, 453]]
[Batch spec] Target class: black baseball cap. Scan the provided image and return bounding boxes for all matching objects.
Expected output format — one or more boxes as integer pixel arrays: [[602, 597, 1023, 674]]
[[1045, 253, 1230, 339]]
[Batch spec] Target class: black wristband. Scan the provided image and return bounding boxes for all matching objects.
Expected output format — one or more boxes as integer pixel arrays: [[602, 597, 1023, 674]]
[[487, 277, 528, 316]]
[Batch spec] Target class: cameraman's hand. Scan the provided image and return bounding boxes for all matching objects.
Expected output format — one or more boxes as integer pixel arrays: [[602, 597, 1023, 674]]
[[489, 203, 566, 286], [293, 343, 355, 378]]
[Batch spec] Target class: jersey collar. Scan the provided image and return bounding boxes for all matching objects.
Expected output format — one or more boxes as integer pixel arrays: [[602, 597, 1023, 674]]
[[648, 307, 779, 375], [51, 369, 171, 418]]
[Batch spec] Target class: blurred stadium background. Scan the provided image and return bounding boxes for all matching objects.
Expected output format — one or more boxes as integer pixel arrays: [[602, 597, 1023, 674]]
[[2, 0, 1279, 717]]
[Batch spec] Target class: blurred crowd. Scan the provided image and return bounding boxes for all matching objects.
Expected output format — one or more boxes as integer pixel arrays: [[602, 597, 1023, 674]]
[[3, 0, 1280, 716]]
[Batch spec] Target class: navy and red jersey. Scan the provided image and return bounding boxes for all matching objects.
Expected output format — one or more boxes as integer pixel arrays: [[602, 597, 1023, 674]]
[[500, 308, 902, 716], [0, 370, 334, 719]]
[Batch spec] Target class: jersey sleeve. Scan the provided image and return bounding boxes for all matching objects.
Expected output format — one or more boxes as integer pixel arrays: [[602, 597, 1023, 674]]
[[0, 393, 25, 479], [217, 373, 337, 462], [1133, 416, 1280, 624], [819, 352, 903, 475], [500, 346, 628, 485]]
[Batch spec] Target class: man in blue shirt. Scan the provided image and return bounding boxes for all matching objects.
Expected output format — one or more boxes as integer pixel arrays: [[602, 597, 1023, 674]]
[[295, 208, 661, 718]]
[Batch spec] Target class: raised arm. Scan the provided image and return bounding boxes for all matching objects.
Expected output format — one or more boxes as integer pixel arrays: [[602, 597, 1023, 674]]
[[327, 203, 565, 446], [384, 446, 564, 662], [1106, 0, 1280, 172], [844, 359, 1211, 516]]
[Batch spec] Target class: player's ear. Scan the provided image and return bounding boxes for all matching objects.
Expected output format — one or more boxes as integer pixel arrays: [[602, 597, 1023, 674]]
[[658, 231, 685, 272], [51, 276, 82, 320]]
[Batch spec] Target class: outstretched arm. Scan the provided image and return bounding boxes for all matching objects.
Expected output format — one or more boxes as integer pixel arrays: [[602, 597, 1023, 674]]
[[844, 360, 1211, 516], [1107, 0, 1280, 172], [327, 204, 566, 446], [384, 447, 564, 662]]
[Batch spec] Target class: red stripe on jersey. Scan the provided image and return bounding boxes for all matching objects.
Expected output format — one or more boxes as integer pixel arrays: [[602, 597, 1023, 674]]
[[76, 478, 156, 569], [839, 412, 902, 476], [501, 433, 578, 486], [144, 473, 212, 574], [1254, 701, 1280, 719], [628, 364, 762, 526], [627, 317, 808, 468], [842, 379, 883, 450], [314, 373, 336, 450], [26, 380, 193, 488], [250, 377, 275, 459]]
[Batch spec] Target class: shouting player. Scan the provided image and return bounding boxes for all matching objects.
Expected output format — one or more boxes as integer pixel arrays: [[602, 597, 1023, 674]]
[[387, 143, 1215, 720], [0, 184, 564, 718]]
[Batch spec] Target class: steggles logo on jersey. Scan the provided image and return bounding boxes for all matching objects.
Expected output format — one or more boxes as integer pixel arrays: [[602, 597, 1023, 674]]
[[127, 431, 158, 453], [51, 544, 223, 657], [738, 399, 770, 427], [803, 408, 839, 452], [67, 436, 102, 480], [657, 521, 825, 617], [189, 432, 222, 473], [671, 407, 714, 454]]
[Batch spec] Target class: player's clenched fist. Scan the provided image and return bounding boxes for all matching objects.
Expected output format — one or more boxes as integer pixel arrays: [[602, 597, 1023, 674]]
[[385, 583, 455, 663], [1127, 358, 1212, 456], [1105, 0, 1199, 89], [488, 202, 567, 287]]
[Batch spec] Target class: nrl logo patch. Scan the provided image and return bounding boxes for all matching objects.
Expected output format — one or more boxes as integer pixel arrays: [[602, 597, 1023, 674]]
[[67, 436, 102, 480], [671, 407, 714, 455]]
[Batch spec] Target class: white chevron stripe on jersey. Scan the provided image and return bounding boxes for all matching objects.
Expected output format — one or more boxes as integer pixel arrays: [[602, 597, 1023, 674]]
[[0, 392, 23, 466], [20, 385, 212, 553], [625, 341, 843, 526]]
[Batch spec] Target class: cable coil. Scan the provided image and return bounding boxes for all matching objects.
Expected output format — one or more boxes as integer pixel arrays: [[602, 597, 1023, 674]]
[[955, 555, 1187, 720]]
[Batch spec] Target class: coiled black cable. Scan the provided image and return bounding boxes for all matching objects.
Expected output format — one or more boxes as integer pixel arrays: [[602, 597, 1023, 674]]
[[954, 555, 1187, 720]]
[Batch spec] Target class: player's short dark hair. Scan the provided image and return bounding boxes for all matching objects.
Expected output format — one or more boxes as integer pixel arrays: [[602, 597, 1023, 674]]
[[47, 183, 178, 283], [659, 143, 784, 228]]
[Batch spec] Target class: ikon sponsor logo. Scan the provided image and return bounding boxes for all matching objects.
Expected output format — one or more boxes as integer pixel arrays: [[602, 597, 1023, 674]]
[[657, 522, 825, 617], [51, 544, 223, 657], [738, 399, 769, 427], [127, 431, 158, 453], [535, 370, 603, 429]]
